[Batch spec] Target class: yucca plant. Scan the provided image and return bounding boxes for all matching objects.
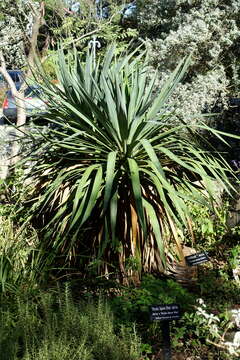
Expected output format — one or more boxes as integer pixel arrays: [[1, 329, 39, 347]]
[[22, 46, 235, 280]]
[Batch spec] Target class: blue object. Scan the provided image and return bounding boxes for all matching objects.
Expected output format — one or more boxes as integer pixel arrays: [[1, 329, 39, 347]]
[[121, 1, 137, 24], [7, 70, 24, 90]]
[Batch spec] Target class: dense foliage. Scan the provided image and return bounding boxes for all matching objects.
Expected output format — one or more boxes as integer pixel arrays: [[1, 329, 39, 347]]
[[0, 0, 36, 68], [139, 0, 240, 121]]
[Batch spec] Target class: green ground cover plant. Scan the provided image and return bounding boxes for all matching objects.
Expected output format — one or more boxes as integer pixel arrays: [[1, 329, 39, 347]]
[[110, 275, 195, 325]]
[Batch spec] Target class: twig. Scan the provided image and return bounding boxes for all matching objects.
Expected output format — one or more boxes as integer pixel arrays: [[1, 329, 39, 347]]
[[66, 28, 99, 46]]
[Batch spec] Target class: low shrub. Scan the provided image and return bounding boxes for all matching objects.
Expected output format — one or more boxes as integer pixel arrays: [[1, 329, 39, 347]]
[[0, 286, 142, 360]]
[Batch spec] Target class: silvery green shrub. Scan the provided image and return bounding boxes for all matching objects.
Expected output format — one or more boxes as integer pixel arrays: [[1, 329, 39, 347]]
[[139, 0, 240, 121]]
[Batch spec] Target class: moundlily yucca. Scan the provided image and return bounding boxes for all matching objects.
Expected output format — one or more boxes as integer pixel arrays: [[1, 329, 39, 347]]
[[24, 46, 235, 280]]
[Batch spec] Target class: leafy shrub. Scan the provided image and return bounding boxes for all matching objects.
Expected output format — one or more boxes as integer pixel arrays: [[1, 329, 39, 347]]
[[110, 274, 195, 325], [197, 270, 240, 306], [184, 200, 229, 252], [229, 244, 240, 271]]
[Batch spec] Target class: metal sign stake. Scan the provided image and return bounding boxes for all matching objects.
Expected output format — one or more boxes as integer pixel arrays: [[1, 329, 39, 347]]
[[150, 304, 180, 360], [161, 321, 172, 360]]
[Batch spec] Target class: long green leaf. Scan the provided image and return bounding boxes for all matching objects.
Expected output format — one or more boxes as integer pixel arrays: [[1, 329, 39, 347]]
[[128, 158, 146, 235], [103, 151, 117, 212]]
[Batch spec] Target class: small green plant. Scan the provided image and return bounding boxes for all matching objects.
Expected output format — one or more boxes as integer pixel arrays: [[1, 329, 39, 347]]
[[197, 269, 240, 305], [228, 245, 240, 282], [185, 201, 229, 251], [229, 245, 240, 270]]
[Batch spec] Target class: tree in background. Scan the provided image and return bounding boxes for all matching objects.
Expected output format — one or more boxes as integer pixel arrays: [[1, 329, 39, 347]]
[[139, 0, 240, 121], [0, 0, 138, 75], [0, 0, 45, 69]]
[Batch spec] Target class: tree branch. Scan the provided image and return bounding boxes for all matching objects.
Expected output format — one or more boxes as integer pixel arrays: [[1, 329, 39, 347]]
[[0, 50, 26, 128], [26, 1, 45, 76]]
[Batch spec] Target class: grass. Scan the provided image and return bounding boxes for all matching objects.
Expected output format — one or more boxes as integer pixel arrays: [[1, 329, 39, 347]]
[[0, 215, 39, 293]]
